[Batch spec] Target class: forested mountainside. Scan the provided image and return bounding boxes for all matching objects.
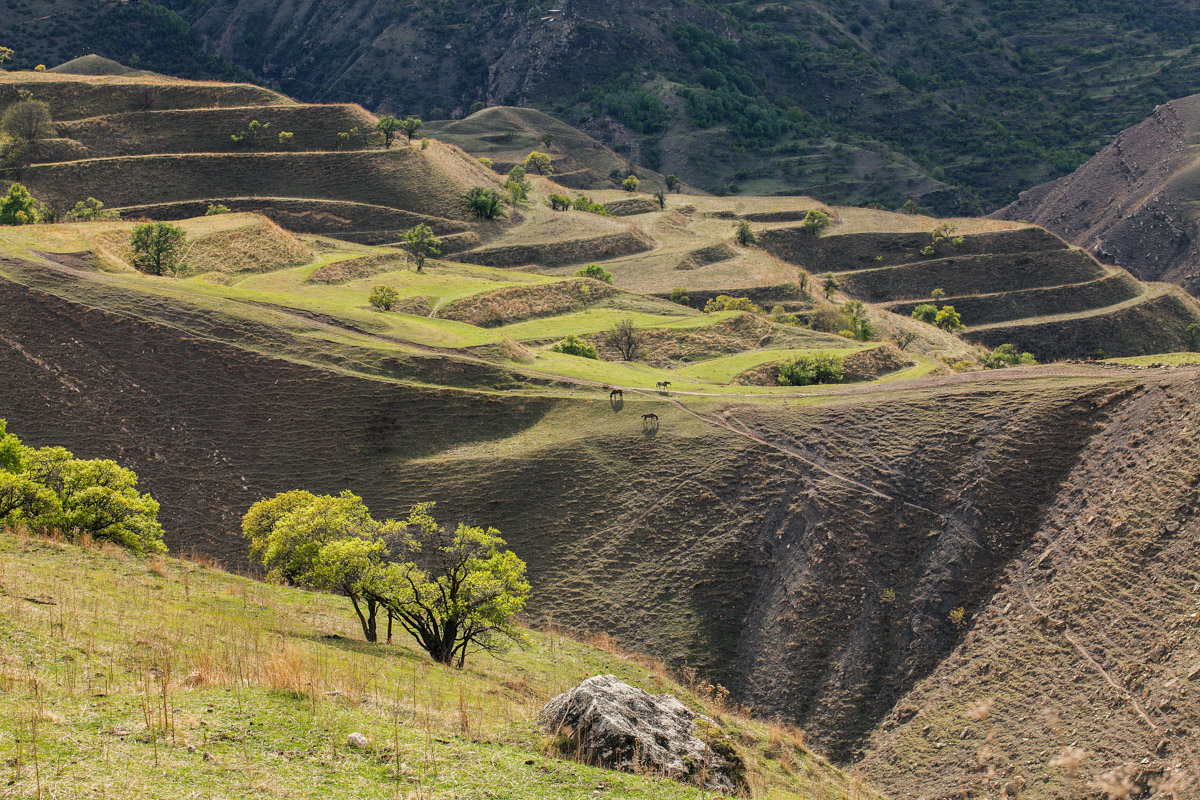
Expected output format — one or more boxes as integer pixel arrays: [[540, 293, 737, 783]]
[[6, 0, 1200, 210]]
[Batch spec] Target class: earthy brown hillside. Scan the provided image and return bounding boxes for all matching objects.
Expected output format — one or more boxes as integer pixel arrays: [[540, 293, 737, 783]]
[[6, 62, 1200, 800], [4, 264, 1200, 798], [996, 94, 1200, 295]]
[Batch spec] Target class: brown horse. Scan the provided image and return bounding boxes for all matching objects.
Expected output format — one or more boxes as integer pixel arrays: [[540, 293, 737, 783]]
[[655, 381, 671, 391], [610, 388, 623, 400], [642, 413, 659, 426]]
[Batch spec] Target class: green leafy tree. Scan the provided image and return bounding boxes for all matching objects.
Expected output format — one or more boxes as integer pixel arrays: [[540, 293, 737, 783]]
[[550, 334, 598, 359], [669, 287, 690, 306], [65, 197, 118, 222], [465, 187, 505, 219], [911, 304, 938, 324], [574, 264, 613, 284], [621, 174, 640, 192], [401, 223, 442, 272], [400, 116, 423, 143], [822, 275, 840, 300], [0, 47, 13, 67], [377, 115, 403, 148], [665, 174, 681, 193], [734, 219, 757, 246], [524, 151, 553, 175], [801, 209, 832, 235], [934, 305, 964, 331], [841, 300, 874, 341], [383, 502, 530, 667], [277, 131, 294, 149], [504, 164, 530, 202], [478, 156, 493, 169], [777, 353, 844, 386], [307, 536, 393, 643], [1, 100, 52, 145], [654, 191, 666, 210], [205, 203, 232, 215], [369, 284, 400, 311], [540, 132, 554, 148], [931, 288, 946, 302], [2, 425, 164, 553], [548, 193, 571, 211], [130, 222, 187, 276], [0, 183, 41, 225]]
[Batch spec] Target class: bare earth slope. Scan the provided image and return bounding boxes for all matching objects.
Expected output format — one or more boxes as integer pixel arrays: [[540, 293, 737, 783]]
[[995, 94, 1200, 293], [5, 266, 1199, 796]]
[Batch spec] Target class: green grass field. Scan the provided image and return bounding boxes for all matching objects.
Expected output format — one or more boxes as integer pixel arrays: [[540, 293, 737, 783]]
[[0, 531, 878, 800]]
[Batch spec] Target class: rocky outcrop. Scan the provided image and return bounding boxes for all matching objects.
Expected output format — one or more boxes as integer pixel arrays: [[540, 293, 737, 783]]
[[539, 675, 737, 791]]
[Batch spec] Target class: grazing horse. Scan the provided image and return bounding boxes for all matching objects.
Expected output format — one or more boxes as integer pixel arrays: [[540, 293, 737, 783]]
[[655, 381, 671, 390], [642, 413, 659, 426], [610, 388, 623, 400]]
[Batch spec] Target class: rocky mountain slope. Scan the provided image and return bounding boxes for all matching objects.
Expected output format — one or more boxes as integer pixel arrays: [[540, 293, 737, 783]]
[[8, 0, 1200, 208], [996, 94, 1200, 296]]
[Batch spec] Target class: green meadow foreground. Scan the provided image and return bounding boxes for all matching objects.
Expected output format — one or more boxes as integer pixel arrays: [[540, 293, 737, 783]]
[[0, 531, 874, 799]]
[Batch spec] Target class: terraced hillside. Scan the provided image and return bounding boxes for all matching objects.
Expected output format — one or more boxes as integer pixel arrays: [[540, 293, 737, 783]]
[[2, 69, 498, 245], [426, 106, 677, 193], [6, 64, 1200, 800], [759, 217, 1200, 360]]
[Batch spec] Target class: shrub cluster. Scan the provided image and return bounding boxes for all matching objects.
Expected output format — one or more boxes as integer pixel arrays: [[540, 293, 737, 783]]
[[777, 354, 844, 386], [550, 334, 598, 359], [0, 419, 165, 553]]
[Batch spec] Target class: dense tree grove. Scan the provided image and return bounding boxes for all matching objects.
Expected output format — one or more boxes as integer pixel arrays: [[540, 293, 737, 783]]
[[0, 419, 165, 553]]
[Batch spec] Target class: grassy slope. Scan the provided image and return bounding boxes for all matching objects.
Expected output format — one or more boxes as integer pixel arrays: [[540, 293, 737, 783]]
[[0, 532, 877, 800]]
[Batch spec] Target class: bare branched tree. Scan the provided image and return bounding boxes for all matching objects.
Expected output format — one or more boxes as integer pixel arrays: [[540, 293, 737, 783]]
[[605, 318, 642, 361]]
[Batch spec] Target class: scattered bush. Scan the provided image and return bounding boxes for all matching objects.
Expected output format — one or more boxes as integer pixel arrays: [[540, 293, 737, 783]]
[[822, 275, 840, 300], [981, 343, 1036, 369], [669, 287, 690, 306], [571, 195, 610, 216], [478, 156, 493, 169], [205, 203, 232, 215], [505, 165, 530, 203], [130, 221, 187, 276], [550, 334, 598, 359], [1, 419, 165, 553], [400, 116, 423, 143], [230, 119, 270, 147], [841, 300, 874, 341], [733, 219, 757, 246], [810, 305, 852, 334], [704, 295, 762, 314], [1186, 322, 1200, 351], [777, 353, 844, 386], [666, 174, 681, 193], [465, 187, 505, 219], [801, 209, 832, 235], [277, 131, 294, 148], [911, 304, 938, 324], [65, 197, 119, 222], [548, 193, 572, 211], [574, 264, 613, 284], [621, 174, 641, 192], [368, 284, 401, 311]]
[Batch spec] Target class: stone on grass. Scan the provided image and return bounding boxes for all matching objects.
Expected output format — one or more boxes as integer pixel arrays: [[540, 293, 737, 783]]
[[347, 732, 370, 749], [539, 674, 737, 791]]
